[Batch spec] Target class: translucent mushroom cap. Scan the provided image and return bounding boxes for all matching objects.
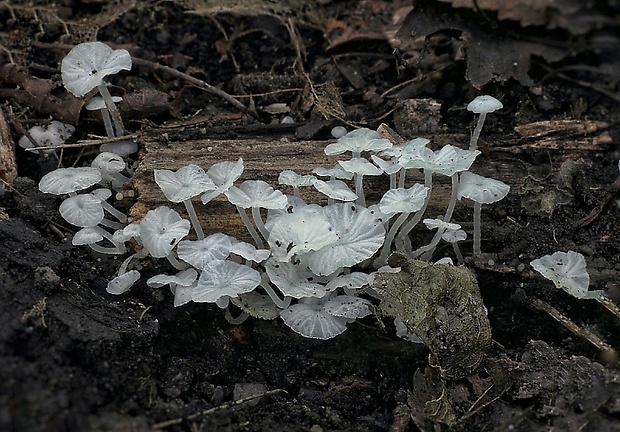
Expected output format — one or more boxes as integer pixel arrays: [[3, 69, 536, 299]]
[[85, 96, 123, 111], [140, 206, 190, 258], [147, 268, 198, 289], [280, 298, 348, 340], [39, 167, 102, 195], [18, 121, 75, 151], [177, 233, 233, 269], [312, 179, 357, 202], [201, 158, 244, 204], [458, 171, 510, 204], [92, 152, 126, 174], [379, 183, 428, 214], [192, 259, 261, 303], [265, 259, 327, 298], [324, 128, 392, 156], [530, 251, 596, 299], [312, 166, 353, 180], [59, 194, 105, 227], [61, 41, 132, 97], [72, 227, 104, 246], [467, 95, 503, 114], [423, 218, 461, 232], [155, 165, 216, 203], [225, 180, 287, 209], [429, 145, 480, 176], [338, 157, 384, 176], [107, 270, 140, 295], [278, 170, 316, 188]]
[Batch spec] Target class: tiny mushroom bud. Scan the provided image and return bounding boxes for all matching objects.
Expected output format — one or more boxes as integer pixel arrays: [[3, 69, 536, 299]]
[[458, 171, 510, 256], [467, 95, 503, 151]]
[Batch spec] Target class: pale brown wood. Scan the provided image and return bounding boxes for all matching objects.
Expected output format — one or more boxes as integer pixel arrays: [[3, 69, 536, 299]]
[[129, 119, 613, 240]]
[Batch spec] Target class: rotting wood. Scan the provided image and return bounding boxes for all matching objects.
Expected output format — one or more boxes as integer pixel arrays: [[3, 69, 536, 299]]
[[0, 107, 17, 186], [130, 119, 614, 240]]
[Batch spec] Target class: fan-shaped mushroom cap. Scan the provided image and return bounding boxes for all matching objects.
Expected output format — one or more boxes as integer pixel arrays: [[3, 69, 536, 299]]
[[467, 95, 503, 114], [278, 170, 316, 188], [312, 179, 357, 202], [39, 167, 102, 195], [312, 166, 354, 180], [530, 251, 597, 299], [225, 180, 287, 209], [458, 172, 510, 204], [423, 218, 462, 232], [99, 140, 138, 157], [265, 259, 328, 298], [324, 128, 392, 155], [155, 165, 216, 203], [59, 193, 104, 227], [325, 272, 374, 292], [381, 138, 430, 158], [139, 206, 190, 258], [442, 227, 467, 243], [371, 155, 401, 175], [280, 297, 348, 340], [147, 268, 198, 289], [106, 270, 140, 295], [92, 152, 126, 173], [200, 158, 244, 203], [338, 157, 383, 176], [324, 295, 372, 319], [192, 259, 261, 303], [229, 241, 271, 263], [177, 233, 233, 269], [61, 42, 132, 97], [72, 226, 105, 246], [379, 183, 428, 214]]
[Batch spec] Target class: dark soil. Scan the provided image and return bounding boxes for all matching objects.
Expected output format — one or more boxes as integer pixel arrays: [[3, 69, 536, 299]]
[[2, 1, 620, 431]]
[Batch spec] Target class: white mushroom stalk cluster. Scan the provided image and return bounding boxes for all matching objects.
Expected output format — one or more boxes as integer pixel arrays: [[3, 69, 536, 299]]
[[38, 96, 513, 340]]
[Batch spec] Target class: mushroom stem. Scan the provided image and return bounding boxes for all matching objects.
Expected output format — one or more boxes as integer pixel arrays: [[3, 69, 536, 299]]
[[469, 112, 487, 151], [398, 168, 406, 189], [99, 218, 126, 231], [236, 206, 264, 248], [452, 242, 464, 265], [97, 82, 125, 137], [183, 199, 204, 240], [224, 307, 250, 325], [251, 206, 269, 241], [472, 201, 483, 256], [396, 169, 432, 253], [100, 107, 115, 137], [414, 174, 460, 260], [100, 200, 128, 223], [354, 174, 366, 207], [87, 243, 123, 255], [376, 212, 410, 267], [166, 251, 188, 271], [261, 282, 292, 309]]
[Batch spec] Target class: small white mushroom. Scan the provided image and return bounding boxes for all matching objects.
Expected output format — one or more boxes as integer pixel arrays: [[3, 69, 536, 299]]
[[106, 270, 140, 295], [467, 95, 503, 151], [139, 206, 190, 268], [325, 127, 392, 158], [530, 251, 602, 299], [201, 158, 244, 204], [337, 157, 383, 207], [278, 170, 316, 198], [192, 259, 261, 303], [458, 171, 510, 256], [39, 167, 102, 196]]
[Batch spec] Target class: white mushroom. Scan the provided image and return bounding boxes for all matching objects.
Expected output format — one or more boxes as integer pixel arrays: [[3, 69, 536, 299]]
[[324, 128, 392, 158], [467, 95, 503, 151], [39, 167, 102, 196], [192, 259, 261, 303], [458, 171, 510, 256], [139, 206, 190, 268], [530, 251, 602, 299], [337, 157, 383, 207]]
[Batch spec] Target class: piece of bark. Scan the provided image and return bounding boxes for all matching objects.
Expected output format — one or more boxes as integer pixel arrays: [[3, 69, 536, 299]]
[[130, 119, 614, 240], [0, 107, 17, 186]]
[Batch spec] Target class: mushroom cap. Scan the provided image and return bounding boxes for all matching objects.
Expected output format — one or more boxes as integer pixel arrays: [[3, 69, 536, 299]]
[[467, 95, 503, 114], [146, 268, 198, 288], [423, 218, 461, 232], [229, 241, 271, 262], [139, 206, 190, 258], [192, 259, 261, 303], [325, 272, 374, 292], [177, 233, 233, 269], [338, 157, 384, 176], [371, 155, 401, 175], [72, 226, 105, 246], [312, 165, 354, 180], [324, 295, 372, 319], [19, 121, 75, 151], [278, 170, 316, 188], [99, 140, 139, 157], [381, 138, 430, 158], [324, 127, 392, 155], [59, 193, 104, 227], [155, 165, 216, 203], [225, 180, 287, 209], [442, 228, 467, 243], [92, 152, 126, 173], [458, 171, 510, 204], [280, 299, 348, 340], [201, 158, 244, 203], [330, 126, 347, 139], [379, 183, 428, 214], [312, 179, 357, 202], [39, 167, 102, 195], [265, 259, 328, 298], [61, 41, 132, 97], [429, 145, 480, 176], [305, 203, 385, 276], [106, 270, 140, 295], [530, 251, 592, 299]]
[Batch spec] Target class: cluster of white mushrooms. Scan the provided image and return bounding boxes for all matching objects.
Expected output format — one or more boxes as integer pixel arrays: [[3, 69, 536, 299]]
[[34, 41, 597, 340]]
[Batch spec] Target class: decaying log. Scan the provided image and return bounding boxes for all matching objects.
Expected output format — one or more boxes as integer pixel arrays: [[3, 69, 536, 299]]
[[130, 117, 614, 240], [0, 108, 17, 187]]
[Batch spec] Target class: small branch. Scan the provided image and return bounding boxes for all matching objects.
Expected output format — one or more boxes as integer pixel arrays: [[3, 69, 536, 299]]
[[152, 388, 287, 429]]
